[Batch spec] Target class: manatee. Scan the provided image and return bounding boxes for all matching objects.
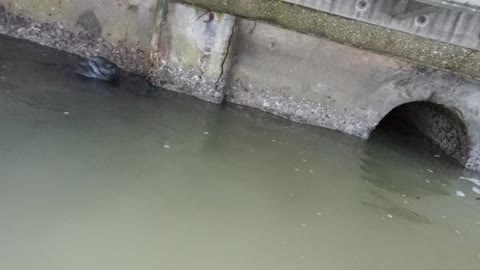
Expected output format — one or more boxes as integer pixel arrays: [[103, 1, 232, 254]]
[[70, 56, 120, 83], [68, 56, 157, 96]]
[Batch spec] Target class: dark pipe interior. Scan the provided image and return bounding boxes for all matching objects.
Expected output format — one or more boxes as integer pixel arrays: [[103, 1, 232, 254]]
[[370, 102, 469, 165]]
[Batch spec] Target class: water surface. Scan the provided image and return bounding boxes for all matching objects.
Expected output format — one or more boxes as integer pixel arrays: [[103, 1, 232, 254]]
[[0, 35, 479, 270]]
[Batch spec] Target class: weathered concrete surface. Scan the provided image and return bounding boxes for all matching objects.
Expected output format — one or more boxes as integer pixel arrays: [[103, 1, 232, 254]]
[[227, 20, 480, 170], [181, 0, 480, 81], [0, 0, 160, 74], [284, 0, 480, 51], [149, 3, 236, 103], [227, 20, 414, 138]]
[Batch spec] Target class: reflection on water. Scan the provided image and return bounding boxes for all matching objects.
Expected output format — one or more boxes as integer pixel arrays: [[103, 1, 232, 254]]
[[0, 35, 479, 270]]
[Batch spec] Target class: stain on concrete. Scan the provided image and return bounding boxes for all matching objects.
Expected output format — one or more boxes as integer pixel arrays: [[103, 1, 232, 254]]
[[77, 10, 102, 38], [128, 4, 139, 12]]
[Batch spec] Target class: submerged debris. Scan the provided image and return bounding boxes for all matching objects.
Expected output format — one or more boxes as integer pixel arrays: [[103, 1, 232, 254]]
[[456, 191, 466, 197], [460, 176, 480, 186]]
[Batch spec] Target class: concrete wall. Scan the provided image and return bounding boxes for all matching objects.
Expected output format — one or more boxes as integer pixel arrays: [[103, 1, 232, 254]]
[[149, 3, 236, 103], [7, 0, 156, 48], [0, 0, 160, 74], [181, 0, 480, 81], [226, 20, 414, 138], [1, 0, 480, 171]]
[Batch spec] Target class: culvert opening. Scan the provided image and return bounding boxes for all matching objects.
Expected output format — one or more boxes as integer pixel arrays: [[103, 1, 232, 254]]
[[370, 102, 469, 165]]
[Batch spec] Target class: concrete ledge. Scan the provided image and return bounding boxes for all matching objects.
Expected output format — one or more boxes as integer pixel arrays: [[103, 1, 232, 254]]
[[181, 0, 480, 80]]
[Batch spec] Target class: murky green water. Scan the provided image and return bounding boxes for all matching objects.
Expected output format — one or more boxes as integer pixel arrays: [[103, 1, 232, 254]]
[[0, 35, 479, 270]]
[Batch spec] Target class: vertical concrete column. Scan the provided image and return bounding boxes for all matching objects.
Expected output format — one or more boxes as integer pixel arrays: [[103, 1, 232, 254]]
[[149, 2, 236, 103]]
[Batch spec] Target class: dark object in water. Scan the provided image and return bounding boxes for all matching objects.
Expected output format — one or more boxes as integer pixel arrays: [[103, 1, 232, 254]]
[[122, 74, 157, 97], [70, 56, 120, 83], [68, 56, 157, 97]]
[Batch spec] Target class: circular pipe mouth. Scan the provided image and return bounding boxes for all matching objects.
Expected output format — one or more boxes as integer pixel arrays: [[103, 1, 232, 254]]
[[356, 0, 369, 11], [371, 101, 469, 166], [415, 15, 428, 26]]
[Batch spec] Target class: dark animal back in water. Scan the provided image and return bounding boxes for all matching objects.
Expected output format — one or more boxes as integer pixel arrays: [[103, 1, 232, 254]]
[[70, 56, 120, 83]]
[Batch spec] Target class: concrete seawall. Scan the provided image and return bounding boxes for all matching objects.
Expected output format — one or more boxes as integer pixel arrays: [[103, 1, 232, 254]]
[[1, 0, 480, 170]]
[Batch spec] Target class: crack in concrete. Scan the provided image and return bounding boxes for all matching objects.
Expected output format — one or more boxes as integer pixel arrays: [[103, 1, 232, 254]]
[[248, 21, 257, 34], [215, 18, 237, 86]]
